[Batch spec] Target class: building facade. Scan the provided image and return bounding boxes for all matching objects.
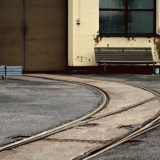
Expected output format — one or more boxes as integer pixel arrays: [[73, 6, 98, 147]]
[[68, 0, 160, 69], [0, 0, 67, 71], [0, 0, 160, 72]]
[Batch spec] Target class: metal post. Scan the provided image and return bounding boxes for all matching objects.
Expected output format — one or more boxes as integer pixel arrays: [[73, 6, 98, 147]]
[[153, 63, 155, 74], [1, 65, 6, 80], [5, 65, 7, 80], [104, 63, 106, 73]]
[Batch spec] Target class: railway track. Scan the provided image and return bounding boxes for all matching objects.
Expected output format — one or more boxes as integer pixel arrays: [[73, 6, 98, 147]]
[[73, 83, 160, 160], [75, 111, 160, 160], [0, 74, 160, 160], [0, 81, 109, 152]]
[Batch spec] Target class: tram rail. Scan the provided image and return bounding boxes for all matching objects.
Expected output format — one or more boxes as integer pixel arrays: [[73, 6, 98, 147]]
[[0, 75, 159, 160], [73, 83, 160, 160], [0, 81, 109, 152]]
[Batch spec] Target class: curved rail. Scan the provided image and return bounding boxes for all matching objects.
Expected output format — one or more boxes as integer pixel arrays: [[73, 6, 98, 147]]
[[1, 75, 159, 160], [73, 82, 160, 160], [0, 80, 109, 152]]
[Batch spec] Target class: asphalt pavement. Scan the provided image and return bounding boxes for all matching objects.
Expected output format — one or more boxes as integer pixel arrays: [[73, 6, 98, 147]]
[[67, 74, 160, 160], [0, 74, 160, 160], [0, 76, 103, 147], [71, 74, 160, 94], [91, 127, 160, 160]]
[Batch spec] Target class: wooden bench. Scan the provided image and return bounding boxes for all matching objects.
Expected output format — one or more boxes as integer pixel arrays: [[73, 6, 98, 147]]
[[0, 66, 22, 80], [95, 47, 157, 74]]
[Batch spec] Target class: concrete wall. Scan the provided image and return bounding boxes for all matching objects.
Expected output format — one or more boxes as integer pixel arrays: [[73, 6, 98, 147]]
[[25, 0, 68, 71], [0, 0, 68, 71], [0, 0, 24, 66], [68, 0, 160, 67]]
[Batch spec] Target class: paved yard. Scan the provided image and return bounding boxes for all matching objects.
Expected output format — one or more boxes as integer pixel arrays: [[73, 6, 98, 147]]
[[0, 76, 103, 147], [69, 74, 160, 160]]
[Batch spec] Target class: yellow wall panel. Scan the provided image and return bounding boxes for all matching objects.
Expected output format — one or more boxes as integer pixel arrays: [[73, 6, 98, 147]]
[[68, 0, 160, 66]]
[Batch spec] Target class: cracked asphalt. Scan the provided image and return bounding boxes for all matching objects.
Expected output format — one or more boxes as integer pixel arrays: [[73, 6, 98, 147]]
[[0, 76, 103, 147]]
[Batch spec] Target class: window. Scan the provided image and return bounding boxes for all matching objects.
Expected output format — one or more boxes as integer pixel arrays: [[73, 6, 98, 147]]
[[99, 0, 156, 36]]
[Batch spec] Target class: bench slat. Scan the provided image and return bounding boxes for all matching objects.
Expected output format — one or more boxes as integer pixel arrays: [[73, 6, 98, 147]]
[[95, 55, 152, 57], [96, 59, 153, 61], [98, 61, 156, 64], [95, 52, 152, 54], [96, 57, 152, 59], [95, 47, 152, 51], [94, 47, 157, 73], [95, 48, 154, 62], [96, 56, 153, 60], [95, 56, 153, 58]]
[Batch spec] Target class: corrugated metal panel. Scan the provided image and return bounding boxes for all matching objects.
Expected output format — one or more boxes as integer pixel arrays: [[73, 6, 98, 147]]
[[6, 72, 22, 76], [0, 66, 5, 76], [0, 66, 22, 76]]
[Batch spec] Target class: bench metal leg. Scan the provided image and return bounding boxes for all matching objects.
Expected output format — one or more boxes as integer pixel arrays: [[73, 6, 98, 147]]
[[2, 76, 7, 80], [1, 65, 7, 80], [153, 63, 155, 74], [104, 63, 106, 73]]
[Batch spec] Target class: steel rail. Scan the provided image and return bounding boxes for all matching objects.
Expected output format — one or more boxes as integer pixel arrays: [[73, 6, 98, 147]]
[[29, 76, 159, 160], [73, 82, 160, 160], [81, 120, 160, 160], [1, 75, 159, 160], [0, 79, 109, 152], [81, 114, 160, 160], [1, 84, 156, 152], [74, 112, 160, 160], [79, 96, 157, 123], [66, 96, 157, 132]]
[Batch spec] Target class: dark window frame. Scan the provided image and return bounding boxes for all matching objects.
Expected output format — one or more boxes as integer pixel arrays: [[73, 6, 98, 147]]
[[99, 0, 157, 37]]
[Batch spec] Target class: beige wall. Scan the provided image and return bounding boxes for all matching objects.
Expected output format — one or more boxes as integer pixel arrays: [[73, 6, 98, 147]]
[[68, 0, 99, 66], [157, 0, 160, 34], [68, 0, 160, 66]]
